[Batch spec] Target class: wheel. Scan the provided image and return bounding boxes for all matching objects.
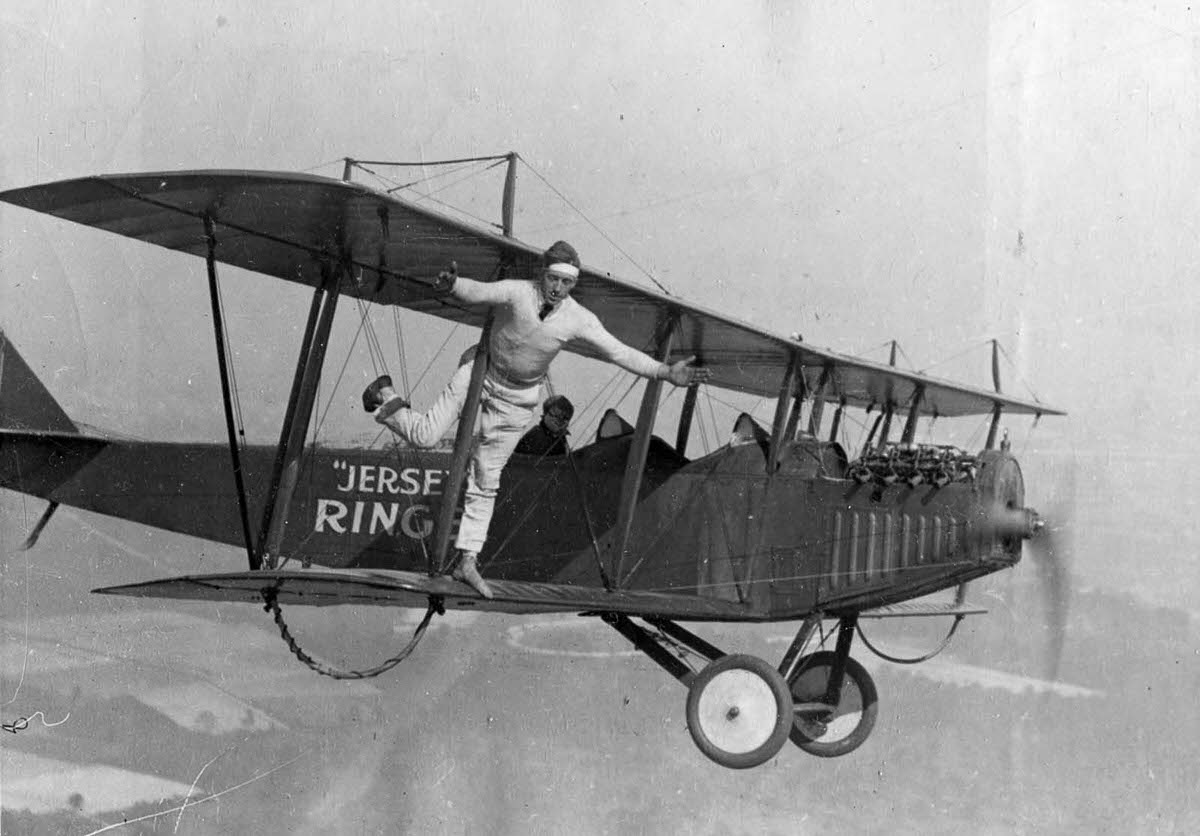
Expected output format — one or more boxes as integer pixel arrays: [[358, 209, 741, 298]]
[[685, 654, 794, 769], [788, 650, 878, 758]]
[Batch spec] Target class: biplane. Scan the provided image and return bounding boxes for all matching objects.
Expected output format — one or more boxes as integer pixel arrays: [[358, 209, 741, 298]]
[[0, 155, 1065, 769]]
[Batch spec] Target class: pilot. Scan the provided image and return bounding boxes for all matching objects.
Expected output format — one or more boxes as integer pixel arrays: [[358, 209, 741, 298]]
[[362, 240, 708, 598], [513, 394, 575, 457]]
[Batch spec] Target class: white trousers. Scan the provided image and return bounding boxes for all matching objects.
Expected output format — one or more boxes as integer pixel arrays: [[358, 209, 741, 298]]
[[377, 358, 540, 554]]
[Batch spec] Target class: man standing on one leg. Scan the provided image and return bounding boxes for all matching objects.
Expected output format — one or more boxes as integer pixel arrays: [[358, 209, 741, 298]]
[[362, 240, 708, 598]]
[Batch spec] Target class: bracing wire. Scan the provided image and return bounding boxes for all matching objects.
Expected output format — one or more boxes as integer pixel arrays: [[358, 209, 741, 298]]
[[693, 394, 712, 455], [351, 157, 494, 191], [402, 160, 509, 202], [283, 268, 449, 575], [852, 339, 898, 360], [353, 154, 511, 168], [409, 325, 461, 396], [619, 452, 725, 584], [482, 445, 579, 571], [385, 160, 503, 195], [517, 155, 674, 296], [571, 369, 632, 439], [392, 307, 411, 398], [301, 157, 348, 175], [892, 342, 917, 370], [963, 415, 990, 451], [312, 306, 372, 440], [402, 194, 504, 231], [212, 274, 248, 447], [350, 157, 511, 230], [356, 297, 388, 376], [917, 339, 986, 375], [995, 340, 1048, 404], [704, 385, 723, 447], [609, 374, 645, 419]]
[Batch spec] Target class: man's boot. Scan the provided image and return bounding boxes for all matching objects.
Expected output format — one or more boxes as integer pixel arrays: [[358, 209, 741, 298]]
[[362, 375, 409, 419], [452, 550, 494, 599]]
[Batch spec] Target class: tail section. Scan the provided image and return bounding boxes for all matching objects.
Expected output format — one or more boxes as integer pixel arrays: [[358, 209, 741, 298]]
[[0, 331, 98, 544], [0, 330, 77, 434]]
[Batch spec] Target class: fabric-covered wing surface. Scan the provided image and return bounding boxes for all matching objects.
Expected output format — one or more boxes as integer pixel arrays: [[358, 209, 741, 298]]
[[0, 169, 1062, 416], [93, 568, 764, 620]]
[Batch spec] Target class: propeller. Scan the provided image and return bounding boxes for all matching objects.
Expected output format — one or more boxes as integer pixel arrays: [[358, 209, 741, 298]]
[[1023, 505, 1071, 681], [981, 501, 1073, 681]]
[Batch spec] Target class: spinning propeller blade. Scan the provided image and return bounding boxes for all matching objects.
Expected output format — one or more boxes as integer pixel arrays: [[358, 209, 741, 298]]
[[1023, 505, 1071, 681], [981, 502, 1072, 681]]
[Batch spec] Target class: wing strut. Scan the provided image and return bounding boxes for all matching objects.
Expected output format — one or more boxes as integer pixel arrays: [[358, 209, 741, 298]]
[[674, 382, 699, 457], [611, 315, 677, 586], [431, 315, 493, 575], [806, 367, 831, 437], [204, 214, 257, 570], [985, 339, 1003, 449], [782, 360, 808, 441], [901, 384, 926, 444], [768, 351, 801, 473], [430, 152, 519, 575], [875, 342, 899, 450], [257, 260, 342, 568], [21, 501, 60, 550]]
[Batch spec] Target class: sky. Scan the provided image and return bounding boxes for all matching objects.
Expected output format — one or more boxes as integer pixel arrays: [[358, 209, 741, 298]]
[[2, 0, 1198, 606], [3, 2, 1200, 832]]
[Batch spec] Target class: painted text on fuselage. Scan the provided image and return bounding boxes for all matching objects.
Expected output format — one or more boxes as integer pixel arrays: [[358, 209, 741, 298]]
[[314, 459, 450, 540]]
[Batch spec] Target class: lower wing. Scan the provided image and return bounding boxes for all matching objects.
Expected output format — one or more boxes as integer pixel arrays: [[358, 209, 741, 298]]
[[95, 568, 763, 621]]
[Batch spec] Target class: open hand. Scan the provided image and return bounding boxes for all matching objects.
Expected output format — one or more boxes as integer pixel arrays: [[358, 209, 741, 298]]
[[665, 356, 711, 387]]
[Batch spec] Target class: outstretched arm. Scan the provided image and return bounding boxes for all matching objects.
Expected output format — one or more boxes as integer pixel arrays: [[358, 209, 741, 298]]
[[579, 316, 711, 386], [433, 262, 512, 306]]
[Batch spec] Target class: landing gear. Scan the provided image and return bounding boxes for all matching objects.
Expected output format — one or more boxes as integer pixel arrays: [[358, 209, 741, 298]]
[[603, 612, 879, 768], [605, 615, 794, 769], [779, 614, 878, 758], [788, 650, 877, 757], [685, 654, 794, 769]]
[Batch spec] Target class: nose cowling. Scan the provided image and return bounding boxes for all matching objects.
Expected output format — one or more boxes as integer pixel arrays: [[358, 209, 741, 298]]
[[973, 450, 1030, 563]]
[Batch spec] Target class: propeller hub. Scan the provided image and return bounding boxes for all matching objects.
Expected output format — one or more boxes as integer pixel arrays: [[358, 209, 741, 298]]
[[1018, 507, 1043, 540], [982, 506, 1042, 541]]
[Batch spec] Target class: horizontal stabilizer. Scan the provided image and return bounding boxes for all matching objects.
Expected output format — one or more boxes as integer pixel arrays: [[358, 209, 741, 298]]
[[859, 600, 987, 619], [94, 568, 762, 621], [0, 332, 77, 434]]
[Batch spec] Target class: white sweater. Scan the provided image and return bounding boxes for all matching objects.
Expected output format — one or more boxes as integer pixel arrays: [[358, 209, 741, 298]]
[[451, 278, 662, 387]]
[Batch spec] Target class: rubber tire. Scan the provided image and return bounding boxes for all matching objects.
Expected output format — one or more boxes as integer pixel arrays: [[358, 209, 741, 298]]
[[788, 650, 879, 758], [685, 654, 794, 769]]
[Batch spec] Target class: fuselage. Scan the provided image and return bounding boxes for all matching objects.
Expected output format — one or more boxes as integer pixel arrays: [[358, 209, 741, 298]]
[[1, 426, 1023, 620]]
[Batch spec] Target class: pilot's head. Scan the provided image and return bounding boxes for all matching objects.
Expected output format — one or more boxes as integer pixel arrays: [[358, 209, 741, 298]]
[[541, 240, 580, 306], [541, 394, 575, 437]]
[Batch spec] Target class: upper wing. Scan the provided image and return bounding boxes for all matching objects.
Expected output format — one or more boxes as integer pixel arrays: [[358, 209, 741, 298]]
[[94, 568, 764, 621], [0, 170, 1063, 416]]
